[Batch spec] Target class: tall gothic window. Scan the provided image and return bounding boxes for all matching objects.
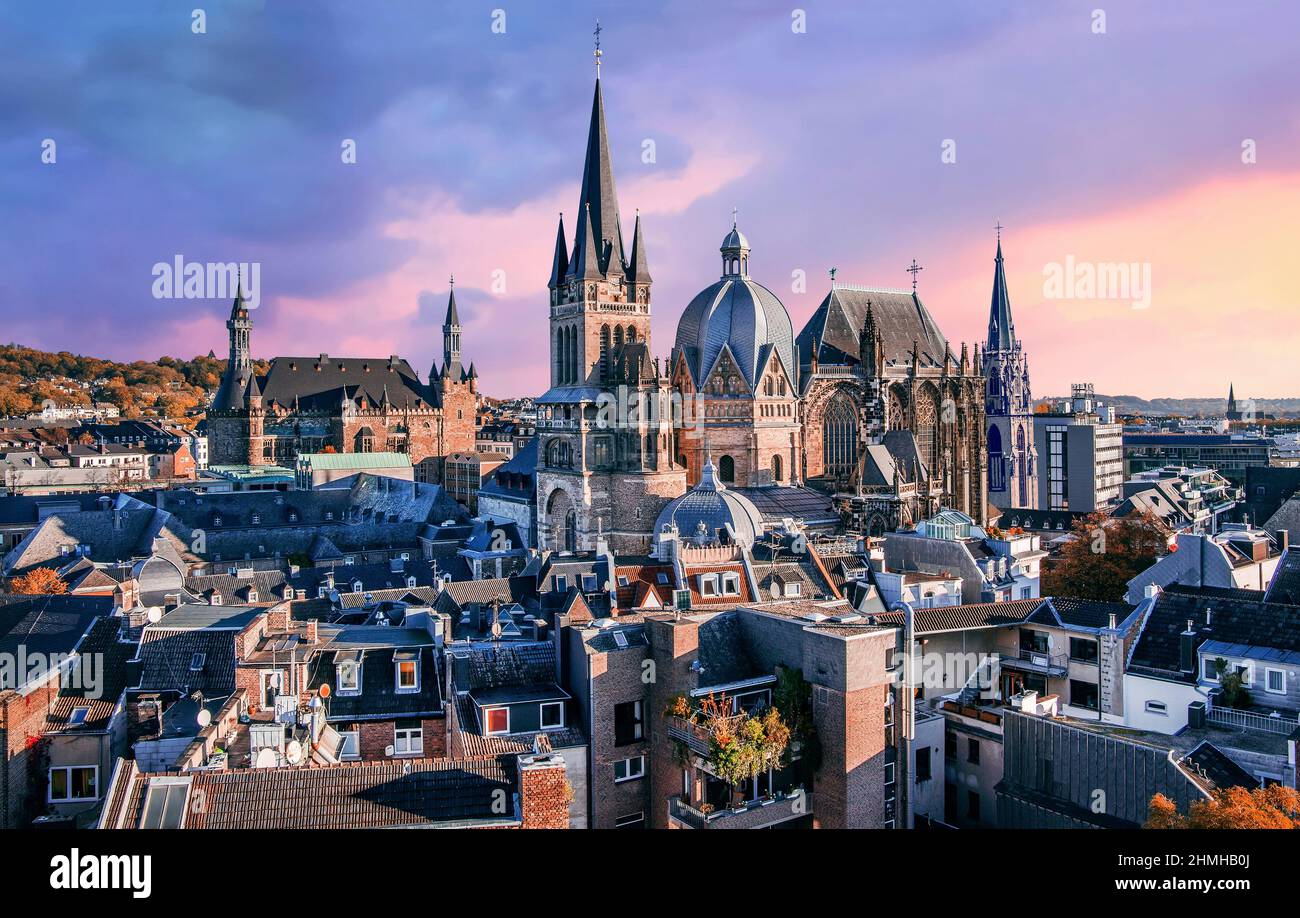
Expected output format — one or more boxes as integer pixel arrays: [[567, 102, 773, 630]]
[[600, 325, 611, 382], [915, 387, 939, 475], [988, 425, 1004, 491], [823, 392, 857, 480]]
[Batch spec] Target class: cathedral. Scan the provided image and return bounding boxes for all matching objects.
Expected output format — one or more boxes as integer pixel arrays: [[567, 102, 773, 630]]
[[534, 65, 1008, 553], [207, 282, 477, 468]]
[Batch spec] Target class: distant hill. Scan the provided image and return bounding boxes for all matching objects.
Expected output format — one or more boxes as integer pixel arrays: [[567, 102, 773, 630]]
[[1038, 393, 1300, 418]]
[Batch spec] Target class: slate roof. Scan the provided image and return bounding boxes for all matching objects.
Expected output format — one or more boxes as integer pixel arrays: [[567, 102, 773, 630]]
[[1127, 585, 1300, 682], [477, 437, 538, 501], [45, 615, 134, 733], [256, 354, 443, 412], [463, 643, 556, 691], [112, 757, 520, 829], [1179, 741, 1260, 793], [3, 504, 166, 574], [134, 605, 260, 695], [306, 641, 442, 721], [1264, 547, 1300, 606], [1029, 597, 1138, 630], [732, 486, 836, 524], [0, 595, 115, 690], [797, 287, 949, 370], [674, 275, 796, 391]]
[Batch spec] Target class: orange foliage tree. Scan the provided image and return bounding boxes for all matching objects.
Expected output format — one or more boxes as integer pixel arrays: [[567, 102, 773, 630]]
[[1040, 511, 1168, 602], [1146, 785, 1300, 829], [10, 567, 68, 595]]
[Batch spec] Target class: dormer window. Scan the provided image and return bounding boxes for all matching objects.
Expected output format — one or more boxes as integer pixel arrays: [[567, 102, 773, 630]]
[[213, 516, 222, 527], [484, 707, 510, 735], [209, 593, 222, 606], [251, 514, 261, 525], [540, 701, 564, 730], [720, 573, 740, 596], [700, 573, 719, 597], [784, 582, 802, 597], [394, 652, 419, 693], [289, 512, 298, 522], [337, 658, 361, 694], [406, 576, 417, 589], [317, 585, 327, 599], [582, 574, 598, 592], [554, 575, 568, 593], [283, 586, 295, 600], [247, 590, 258, 603], [352, 580, 363, 593], [344, 556, 355, 565]]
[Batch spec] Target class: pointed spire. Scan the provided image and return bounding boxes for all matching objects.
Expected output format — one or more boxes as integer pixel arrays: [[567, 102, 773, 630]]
[[568, 76, 625, 278], [548, 214, 569, 290], [987, 233, 1015, 351], [573, 203, 604, 280], [444, 277, 460, 327], [626, 210, 651, 284], [380, 384, 391, 410]]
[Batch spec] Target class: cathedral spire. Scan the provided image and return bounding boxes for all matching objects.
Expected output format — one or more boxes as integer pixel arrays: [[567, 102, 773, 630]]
[[626, 210, 651, 284], [548, 213, 569, 290], [987, 232, 1016, 352], [573, 203, 604, 280], [567, 74, 625, 279]]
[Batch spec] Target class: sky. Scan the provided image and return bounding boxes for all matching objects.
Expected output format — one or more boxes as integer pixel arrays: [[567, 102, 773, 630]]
[[1, 0, 1297, 401]]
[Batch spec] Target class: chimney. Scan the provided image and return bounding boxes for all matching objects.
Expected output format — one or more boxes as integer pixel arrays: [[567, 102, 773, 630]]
[[1179, 619, 1197, 674], [1278, 530, 1291, 553], [1108, 612, 1117, 630], [305, 619, 319, 644], [1144, 583, 1161, 600], [267, 608, 290, 634]]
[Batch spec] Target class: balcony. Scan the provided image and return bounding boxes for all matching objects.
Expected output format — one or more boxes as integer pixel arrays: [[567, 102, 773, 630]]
[[666, 714, 741, 758], [668, 790, 813, 829], [1001, 648, 1069, 676]]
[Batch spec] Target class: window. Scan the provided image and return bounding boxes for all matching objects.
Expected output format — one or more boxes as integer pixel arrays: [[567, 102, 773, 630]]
[[967, 790, 981, 821], [656, 572, 670, 586], [139, 778, 190, 828], [337, 661, 361, 694], [1266, 668, 1286, 695], [68, 706, 90, 727], [1069, 637, 1098, 663], [485, 707, 510, 735], [540, 701, 564, 730], [1144, 700, 1168, 716], [617, 575, 629, 588], [393, 720, 423, 755], [554, 575, 568, 593], [614, 700, 644, 745], [582, 573, 598, 592], [614, 755, 645, 782], [1202, 657, 1219, 682], [49, 765, 98, 803], [945, 731, 956, 758], [615, 811, 645, 829], [915, 746, 932, 781], [395, 655, 419, 693], [720, 573, 740, 596], [1069, 679, 1099, 711], [967, 738, 980, 765], [339, 724, 360, 759], [700, 574, 718, 597]]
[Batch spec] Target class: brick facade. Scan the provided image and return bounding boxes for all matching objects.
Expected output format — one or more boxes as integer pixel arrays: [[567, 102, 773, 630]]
[[0, 675, 60, 828]]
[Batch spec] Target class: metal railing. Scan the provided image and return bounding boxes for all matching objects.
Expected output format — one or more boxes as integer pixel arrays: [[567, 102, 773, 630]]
[[1206, 703, 1300, 736], [668, 790, 812, 829], [1005, 648, 1069, 671]]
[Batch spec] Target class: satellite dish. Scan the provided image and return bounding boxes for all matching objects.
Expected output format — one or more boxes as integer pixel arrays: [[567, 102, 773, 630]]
[[384, 744, 395, 757], [254, 748, 278, 769], [770, 583, 782, 600], [147, 608, 163, 623], [286, 739, 304, 765], [319, 683, 331, 699], [196, 709, 212, 728]]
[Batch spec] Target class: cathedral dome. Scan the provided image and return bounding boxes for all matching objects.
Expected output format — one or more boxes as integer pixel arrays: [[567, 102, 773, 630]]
[[654, 458, 764, 548], [673, 222, 795, 391]]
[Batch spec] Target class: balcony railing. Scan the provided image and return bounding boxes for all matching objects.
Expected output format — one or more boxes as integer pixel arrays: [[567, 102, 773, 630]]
[[666, 714, 741, 757], [1002, 648, 1069, 674], [668, 790, 813, 829], [1206, 694, 1300, 736]]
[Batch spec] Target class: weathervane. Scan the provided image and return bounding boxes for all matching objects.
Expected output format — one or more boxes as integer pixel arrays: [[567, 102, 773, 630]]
[[594, 20, 602, 76], [906, 258, 923, 294]]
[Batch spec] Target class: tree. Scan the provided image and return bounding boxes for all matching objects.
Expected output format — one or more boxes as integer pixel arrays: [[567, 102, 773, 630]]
[[1040, 511, 1167, 601], [1213, 658, 1253, 710], [1146, 786, 1300, 829], [10, 567, 68, 595]]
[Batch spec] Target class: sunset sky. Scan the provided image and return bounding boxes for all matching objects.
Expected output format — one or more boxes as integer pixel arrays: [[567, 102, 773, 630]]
[[2, 1, 1297, 400]]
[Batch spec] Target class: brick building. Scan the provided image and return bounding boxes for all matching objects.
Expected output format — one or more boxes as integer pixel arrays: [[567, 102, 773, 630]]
[[207, 283, 476, 469]]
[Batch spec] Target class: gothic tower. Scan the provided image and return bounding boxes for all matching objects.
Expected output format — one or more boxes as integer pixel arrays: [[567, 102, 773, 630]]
[[981, 234, 1038, 510], [536, 64, 685, 555], [443, 280, 462, 380]]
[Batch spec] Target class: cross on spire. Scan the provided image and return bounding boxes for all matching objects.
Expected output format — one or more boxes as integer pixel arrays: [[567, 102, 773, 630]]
[[731, 206, 738, 227], [593, 19, 602, 76], [829, 266, 837, 288], [994, 220, 1004, 243], [906, 258, 923, 293]]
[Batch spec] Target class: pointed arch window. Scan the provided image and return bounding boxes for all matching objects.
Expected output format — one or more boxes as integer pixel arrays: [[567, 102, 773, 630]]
[[719, 455, 736, 483], [823, 392, 857, 480]]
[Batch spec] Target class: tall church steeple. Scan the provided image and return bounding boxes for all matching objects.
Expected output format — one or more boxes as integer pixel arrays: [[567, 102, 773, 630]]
[[986, 235, 1015, 353], [442, 277, 462, 379], [566, 76, 626, 280]]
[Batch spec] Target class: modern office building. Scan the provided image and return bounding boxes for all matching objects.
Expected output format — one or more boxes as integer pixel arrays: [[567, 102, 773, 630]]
[[1033, 384, 1123, 512]]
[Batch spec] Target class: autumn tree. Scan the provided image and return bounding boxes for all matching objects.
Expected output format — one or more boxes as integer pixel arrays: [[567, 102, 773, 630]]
[[1146, 785, 1300, 829], [9, 567, 68, 595], [1040, 511, 1168, 602]]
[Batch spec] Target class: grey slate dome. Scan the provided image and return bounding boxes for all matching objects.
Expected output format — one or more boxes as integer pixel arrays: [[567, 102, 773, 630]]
[[674, 221, 796, 391], [654, 458, 764, 548]]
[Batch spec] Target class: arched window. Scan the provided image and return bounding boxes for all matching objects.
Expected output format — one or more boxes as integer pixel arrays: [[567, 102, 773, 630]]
[[764, 378, 774, 396], [771, 454, 783, 482], [719, 455, 735, 483], [626, 325, 637, 343], [600, 325, 611, 382], [988, 425, 1004, 491], [823, 392, 857, 480], [915, 386, 939, 474]]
